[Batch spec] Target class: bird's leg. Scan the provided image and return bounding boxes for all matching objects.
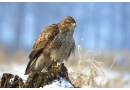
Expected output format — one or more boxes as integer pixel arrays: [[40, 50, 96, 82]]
[[51, 65, 58, 68], [50, 56, 59, 68], [51, 63, 59, 68]]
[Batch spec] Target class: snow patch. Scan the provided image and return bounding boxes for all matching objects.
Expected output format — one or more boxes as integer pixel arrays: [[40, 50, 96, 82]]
[[9, 75, 15, 84], [43, 77, 74, 88]]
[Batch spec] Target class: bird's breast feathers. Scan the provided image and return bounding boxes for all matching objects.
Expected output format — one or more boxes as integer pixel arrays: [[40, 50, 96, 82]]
[[50, 30, 75, 62]]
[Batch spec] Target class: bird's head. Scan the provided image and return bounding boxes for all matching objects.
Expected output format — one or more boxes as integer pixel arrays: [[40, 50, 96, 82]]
[[58, 16, 76, 34]]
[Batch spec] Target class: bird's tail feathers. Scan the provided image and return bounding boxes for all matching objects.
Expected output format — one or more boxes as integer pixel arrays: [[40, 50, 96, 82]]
[[24, 58, 36, 75]]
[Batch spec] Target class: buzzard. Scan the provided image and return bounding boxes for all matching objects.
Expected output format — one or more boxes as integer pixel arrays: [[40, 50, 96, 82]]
[[24, 16, 76, 75]]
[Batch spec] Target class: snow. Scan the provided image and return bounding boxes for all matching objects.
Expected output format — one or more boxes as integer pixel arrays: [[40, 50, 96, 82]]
[[43, 77, 74, 88], [21, 75, 28, 83]]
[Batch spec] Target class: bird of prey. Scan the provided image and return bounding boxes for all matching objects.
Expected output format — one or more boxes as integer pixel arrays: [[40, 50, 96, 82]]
[[24, 16, 76, 75]]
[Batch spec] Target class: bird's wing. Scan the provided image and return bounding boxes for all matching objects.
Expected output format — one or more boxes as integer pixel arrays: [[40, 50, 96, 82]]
[[29, 24, 59, 60], [68, 37, 75, 57], [25, 24, 59, 74]]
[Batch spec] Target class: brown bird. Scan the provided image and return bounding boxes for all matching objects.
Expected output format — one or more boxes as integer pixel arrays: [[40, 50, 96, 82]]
[[24, 16, 76, 75]]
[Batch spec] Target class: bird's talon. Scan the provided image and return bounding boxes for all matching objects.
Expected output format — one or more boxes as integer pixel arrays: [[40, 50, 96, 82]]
[[51, 65, 58, 68], [50, 57, 57, 62]]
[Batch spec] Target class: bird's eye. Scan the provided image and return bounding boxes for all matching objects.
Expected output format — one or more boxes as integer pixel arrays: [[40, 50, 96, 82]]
[[65, 20, 71, 23], [66, 21, 71, 23]]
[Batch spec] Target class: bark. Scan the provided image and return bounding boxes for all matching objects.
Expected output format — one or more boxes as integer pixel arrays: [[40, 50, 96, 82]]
[[0, 63, 75, 88]]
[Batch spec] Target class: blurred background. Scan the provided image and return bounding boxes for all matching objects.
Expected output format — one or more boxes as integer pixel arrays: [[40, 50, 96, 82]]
[[0, 2, 130, 87]]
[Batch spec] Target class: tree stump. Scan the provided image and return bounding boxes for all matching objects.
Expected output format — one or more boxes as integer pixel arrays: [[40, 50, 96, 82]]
[[0, 63, 75, 88]]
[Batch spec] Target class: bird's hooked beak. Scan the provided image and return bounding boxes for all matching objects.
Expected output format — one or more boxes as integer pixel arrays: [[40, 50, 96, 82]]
[[71, 23, 76, 27]]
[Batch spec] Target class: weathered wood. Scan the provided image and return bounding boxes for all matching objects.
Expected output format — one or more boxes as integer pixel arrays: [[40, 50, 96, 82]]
[[0, 63, 75, 88], [0, 73, 23, 88]]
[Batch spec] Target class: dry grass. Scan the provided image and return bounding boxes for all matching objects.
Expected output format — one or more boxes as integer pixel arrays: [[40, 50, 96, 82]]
[[65, 43, 116, 88]]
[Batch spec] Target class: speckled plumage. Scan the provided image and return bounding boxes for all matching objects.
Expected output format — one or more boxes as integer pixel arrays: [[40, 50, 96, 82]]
[[24, 16, 76, 75]]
